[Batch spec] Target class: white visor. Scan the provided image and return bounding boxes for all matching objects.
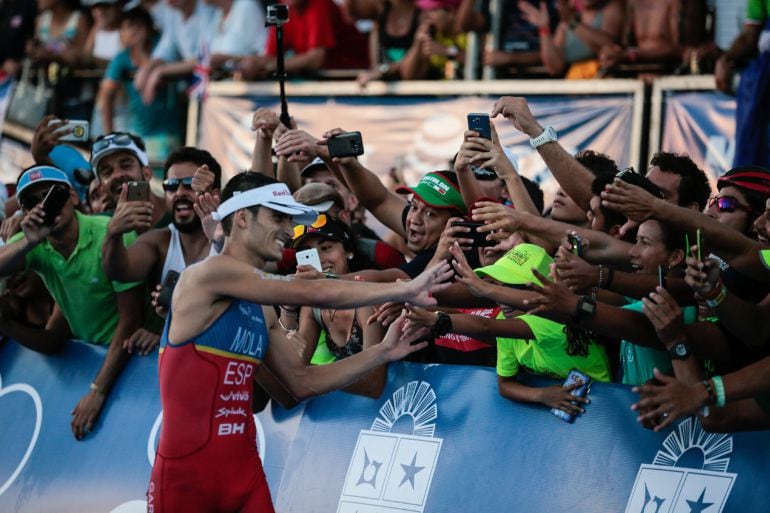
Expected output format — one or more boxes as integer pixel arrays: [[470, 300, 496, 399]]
[[212, 183, 319, 225]]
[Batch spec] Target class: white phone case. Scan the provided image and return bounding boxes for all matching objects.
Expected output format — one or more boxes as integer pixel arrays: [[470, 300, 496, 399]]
[[296, 248, 323, 272]]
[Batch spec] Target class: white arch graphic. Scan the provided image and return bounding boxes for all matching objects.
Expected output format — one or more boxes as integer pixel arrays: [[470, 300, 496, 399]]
[[0, 373, 43, 496]]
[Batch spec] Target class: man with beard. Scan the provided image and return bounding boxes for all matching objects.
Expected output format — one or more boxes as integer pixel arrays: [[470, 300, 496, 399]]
[[101, 147, 221, 353], [90, 131, 169, 226]]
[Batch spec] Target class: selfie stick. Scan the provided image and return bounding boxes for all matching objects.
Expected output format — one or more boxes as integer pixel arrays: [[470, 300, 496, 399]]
[[267, 7, 291, 127]]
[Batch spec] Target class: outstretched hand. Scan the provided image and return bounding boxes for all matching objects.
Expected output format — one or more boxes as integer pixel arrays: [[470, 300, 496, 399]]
[[523, 268, 579, 321], [448, 243, 491, 297], [193, 192, 223, 248], [631, 368, 707, 431], [490, 96, 542, 137], [600, 178, 659, 223], [404, 260, 454, 306], [471, 201, 525, 241], [641, 286, 685, 346], [380, 310, 432, 361]]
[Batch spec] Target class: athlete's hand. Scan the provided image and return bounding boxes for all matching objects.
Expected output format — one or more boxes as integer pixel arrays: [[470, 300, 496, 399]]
[[381, 310, 431, 361], [123, 327, 160, 356], [403, 261, 454, 306], [71, 389, 106, 440]]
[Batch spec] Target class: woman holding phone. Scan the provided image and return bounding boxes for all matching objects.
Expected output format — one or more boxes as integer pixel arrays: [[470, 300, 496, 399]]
[[278, 214, 388, 398]]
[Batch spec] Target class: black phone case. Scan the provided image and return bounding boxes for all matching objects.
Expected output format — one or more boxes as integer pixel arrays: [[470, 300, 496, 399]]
[[157, 271, 181, 309], [42, 185, 70, 225], [328, 132, 364, 158], [451, 221, 496, 248]]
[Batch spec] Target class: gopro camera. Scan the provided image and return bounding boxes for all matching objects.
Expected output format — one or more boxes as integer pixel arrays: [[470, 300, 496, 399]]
[[266, 4, 289, 25]]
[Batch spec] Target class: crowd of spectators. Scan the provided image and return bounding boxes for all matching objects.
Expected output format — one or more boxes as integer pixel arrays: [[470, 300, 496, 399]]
[[2, 86, 770, 443], [1, 0, 766, 156]]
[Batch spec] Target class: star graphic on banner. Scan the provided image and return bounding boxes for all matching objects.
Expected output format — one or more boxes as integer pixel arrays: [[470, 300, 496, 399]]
[[399, 452, 425, 489], [356, 449, 382, 488], [686, 488, 714, 513]]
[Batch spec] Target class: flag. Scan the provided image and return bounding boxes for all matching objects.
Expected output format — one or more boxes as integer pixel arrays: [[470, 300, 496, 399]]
[[187, 43, 210, 101]]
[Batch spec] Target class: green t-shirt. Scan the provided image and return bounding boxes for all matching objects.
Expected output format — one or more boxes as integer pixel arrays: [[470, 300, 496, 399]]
[[10, 211, 139, 344], [746, 0, 770, 25], [619, 301, 697, 386], [496, 313, 612, 382]]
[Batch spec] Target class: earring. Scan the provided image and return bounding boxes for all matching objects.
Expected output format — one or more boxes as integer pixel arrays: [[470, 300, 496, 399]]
[[347, 254, 354, 260]]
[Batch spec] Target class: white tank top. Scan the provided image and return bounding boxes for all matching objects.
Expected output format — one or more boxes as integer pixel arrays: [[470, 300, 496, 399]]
[[160, 224, 218, 282]]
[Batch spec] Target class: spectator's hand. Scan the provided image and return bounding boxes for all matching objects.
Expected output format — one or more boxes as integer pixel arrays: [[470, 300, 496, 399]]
[[368, 301, 406, 327], [0, 214, 23, 243], [553, 245, 598, 293], [555, 0, 577, 24], [20, 205, 53, 246], [275, 129, 326, 162], [123, 327, 160, 356], [420, 37, 449, 58], [462, 125, 517, 180], [449, 243, 492, 297], [151, 283, 168, 319], [191, 164, 216, 194], [524, 268, 579, 322], [490, 96, 543, 138], [71, 388, 106, 440], [518, 1, 550, 29], [107, 184, 154, 238], [404, 304, 439, 331], [471, 201, 523, 241], [319, 128, 359, 165], [357, 69, 383, 88], [236, 55, 270, 81], [293, 264, 325, 280], [714, 55, 733, 93], [600, 178, 658, 223], [599, 43, 624, 71], [641, 286, 685, 347], [435, 217, 474, 261], [193, 192, 223, 248], [31, 115, 69, 164], [381, 310, 432, 361], [272, 115, 297, 143], [684, 254, 721, 299], [537, 381, 588, 415], [251, 108, 281, 139], [631, 368, 706, 431], [141, 66, 164, 105]]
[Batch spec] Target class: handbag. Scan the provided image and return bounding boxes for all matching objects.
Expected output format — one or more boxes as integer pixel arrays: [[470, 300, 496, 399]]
[[6, 60, 52, 129]]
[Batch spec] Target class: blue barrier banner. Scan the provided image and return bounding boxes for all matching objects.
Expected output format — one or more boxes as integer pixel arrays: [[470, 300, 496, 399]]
[[199, 94, 635, 207], [661, 90, 736, 180], [2, 339, 769, 513]]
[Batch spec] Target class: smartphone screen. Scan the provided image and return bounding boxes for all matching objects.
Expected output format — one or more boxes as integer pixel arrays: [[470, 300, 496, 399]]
[[296, 248, 323, 272]]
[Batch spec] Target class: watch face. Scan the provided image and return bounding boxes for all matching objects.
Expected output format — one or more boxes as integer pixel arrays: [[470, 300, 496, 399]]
[[675, 344, 687, 357]]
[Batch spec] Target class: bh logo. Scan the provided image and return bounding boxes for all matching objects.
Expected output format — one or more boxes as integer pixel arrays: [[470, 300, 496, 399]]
[[337, 381, 442, 513], [624, 417, 736, 513]]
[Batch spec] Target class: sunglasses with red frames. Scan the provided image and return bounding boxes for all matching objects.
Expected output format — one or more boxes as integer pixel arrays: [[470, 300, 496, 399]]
[[162, 177, 194, 192], [708, 195, 753, 213]]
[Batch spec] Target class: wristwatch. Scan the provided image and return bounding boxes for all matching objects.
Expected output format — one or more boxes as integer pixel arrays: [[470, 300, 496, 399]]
[[668, 341, 692, 360], [574, 295, 597, 322], [529, 126, 558, 149], [432, 312, 453, 338]]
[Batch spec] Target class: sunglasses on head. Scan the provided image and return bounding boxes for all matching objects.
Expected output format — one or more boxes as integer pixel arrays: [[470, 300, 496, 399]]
[[92, 133, 137, 155], [162, 176, 194, 192], [708, 195, 752, 213], [20, 184, 68, 211], [293, 214, 329, 239]]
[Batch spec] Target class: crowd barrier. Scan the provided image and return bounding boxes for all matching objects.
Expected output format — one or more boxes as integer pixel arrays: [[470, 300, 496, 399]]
[[1, 338, 769, 513]]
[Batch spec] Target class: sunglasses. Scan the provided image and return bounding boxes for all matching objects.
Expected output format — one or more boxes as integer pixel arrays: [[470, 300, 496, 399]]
[[293, 214, 329, 239], [708, 195, 752, 213], [20, 184, 68, 211], [92, 133, 136, 155], [162, 176, 194, 192]]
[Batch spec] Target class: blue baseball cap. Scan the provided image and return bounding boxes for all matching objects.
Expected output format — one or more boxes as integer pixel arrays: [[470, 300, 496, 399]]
[[48, 144, 91, 202], [17, 166, 72, 203]]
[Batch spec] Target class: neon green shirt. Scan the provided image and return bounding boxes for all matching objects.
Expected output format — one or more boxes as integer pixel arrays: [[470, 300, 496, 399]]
[[746, 0, 770, 25], [620, 301, 697, 386], [496, 313, 612, 382], [10, 211, 139, 344]]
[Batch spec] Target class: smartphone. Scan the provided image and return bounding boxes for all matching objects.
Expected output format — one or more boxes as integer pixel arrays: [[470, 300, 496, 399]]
[[327, 131, 365, 159], [296, 248, 323, 272], [451, 221, 496, 248], [658, 264, 667, 289], [551, 369, 592, 423], [616, 167, 635, 180], [156, 270, 180, 310], [41, 184, 70, 225], [126, 181, 150, 202], [567, 233, 583, 257], [428, 24, 437, 39], [467, 113, 492, 140], [48, 119, 89, 142]]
